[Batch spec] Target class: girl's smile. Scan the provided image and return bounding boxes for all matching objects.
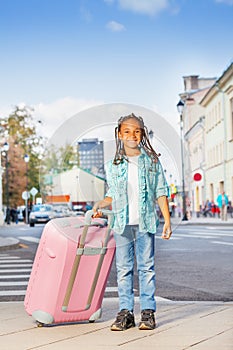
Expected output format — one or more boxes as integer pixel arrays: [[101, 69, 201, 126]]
[[118, 118, 142, 156]]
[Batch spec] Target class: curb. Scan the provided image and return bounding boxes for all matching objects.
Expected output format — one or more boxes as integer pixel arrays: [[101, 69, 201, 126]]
[[0, 237, 20, 251], [180, 221, 233, 226]]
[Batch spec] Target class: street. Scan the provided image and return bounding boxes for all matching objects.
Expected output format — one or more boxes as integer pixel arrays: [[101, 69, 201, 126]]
[[0, 221, 232, 302]]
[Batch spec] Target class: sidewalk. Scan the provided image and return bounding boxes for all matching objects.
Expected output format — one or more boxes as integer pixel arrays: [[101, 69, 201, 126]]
[[182, 216, 233, 226], [172, 215, 233, 227], [0, 219, 232, 349], [0, 298, 232, 350]]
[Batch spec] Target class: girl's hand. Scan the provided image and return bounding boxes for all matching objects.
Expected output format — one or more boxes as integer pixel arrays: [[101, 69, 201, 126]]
[[92, 197, 112, 218], [92, 203, 102, 218], [161, 223, 172, 240]]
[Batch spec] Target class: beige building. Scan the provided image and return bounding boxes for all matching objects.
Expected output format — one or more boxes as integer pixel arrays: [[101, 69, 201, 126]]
[[179, 62, 233, 215], [201, 63, 233, 203], [179, 76, 216, 214]]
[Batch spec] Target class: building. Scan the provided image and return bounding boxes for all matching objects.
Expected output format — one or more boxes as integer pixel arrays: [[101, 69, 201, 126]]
[[48, 166, 106, 210], [200, 63, 233, 203], [179, 75, 216, 215], [77, 138, 105, 177], [179, 62, 233, 216]]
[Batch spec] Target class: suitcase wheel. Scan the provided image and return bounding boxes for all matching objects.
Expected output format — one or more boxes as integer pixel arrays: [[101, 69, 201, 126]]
[[32, 310, 54, 325], [88, 307, 102, 322], [36, 321, 44, 327]]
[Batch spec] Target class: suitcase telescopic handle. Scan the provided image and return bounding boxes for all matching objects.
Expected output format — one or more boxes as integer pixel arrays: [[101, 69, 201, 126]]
[[84, 209, 114, 228], [62, 209, 114, 312], [85, 209, 114, 310]]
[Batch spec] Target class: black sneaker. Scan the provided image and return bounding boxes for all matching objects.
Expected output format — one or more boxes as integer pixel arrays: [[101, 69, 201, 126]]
[[138, 309, 156, 330], [110, 309, 135, 331]]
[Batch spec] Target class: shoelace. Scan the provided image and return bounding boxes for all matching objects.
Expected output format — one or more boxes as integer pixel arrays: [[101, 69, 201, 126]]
[[141, 311, 154, 321], [116, 310, 129, 321]]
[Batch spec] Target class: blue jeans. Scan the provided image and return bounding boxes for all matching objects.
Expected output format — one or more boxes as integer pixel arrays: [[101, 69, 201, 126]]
[[114, 225, 156, 312]]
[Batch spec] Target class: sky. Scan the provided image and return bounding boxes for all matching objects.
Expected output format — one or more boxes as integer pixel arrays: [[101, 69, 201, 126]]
[[0, 0, 233, 138]]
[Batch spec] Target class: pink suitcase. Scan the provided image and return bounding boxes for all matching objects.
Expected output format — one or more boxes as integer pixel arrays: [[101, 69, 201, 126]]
[[24, 210, 115, 326]]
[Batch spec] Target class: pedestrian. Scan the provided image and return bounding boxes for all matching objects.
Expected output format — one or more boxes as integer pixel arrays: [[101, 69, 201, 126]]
[[5, 207, 11, 225], [228, 200, 233, 218], [203, 199, 212, 217], [210, 200, 216, 217], [216, 191, 229, 221], [93, 113, 172, 331], [13, 205, 19, 224]]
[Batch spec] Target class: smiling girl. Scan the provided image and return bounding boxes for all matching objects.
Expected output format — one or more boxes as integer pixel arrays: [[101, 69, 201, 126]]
[[93, 113, 172, 331]]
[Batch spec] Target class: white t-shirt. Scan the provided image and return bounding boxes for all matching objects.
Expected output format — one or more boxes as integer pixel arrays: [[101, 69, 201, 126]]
[[127, 155, 139, 225]]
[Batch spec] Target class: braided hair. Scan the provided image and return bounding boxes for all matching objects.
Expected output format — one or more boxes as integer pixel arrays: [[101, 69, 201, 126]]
[[113, 113, 160, 165]]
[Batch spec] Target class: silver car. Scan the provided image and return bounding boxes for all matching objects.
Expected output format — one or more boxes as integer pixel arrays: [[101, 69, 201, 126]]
[[29, 204, 55, 227]]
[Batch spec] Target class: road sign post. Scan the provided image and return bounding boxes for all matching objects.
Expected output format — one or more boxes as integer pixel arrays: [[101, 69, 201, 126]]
[[30, 187, 38, 205], [22, 191, 30, 224]]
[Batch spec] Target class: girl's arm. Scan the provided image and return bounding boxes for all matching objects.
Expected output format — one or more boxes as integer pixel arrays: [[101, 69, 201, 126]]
[[157, 195, 172, 240]]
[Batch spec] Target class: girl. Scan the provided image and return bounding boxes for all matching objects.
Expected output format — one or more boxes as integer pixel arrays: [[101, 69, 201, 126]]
[[93, 113, 172, 331]]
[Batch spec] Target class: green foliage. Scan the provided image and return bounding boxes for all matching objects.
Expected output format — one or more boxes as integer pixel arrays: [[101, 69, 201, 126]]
[[1, 104, 45, 207], [1, 103, 78, 206], [41, 143, 78, 174]]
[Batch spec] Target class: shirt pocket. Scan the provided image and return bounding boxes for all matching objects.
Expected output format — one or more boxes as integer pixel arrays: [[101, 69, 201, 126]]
[[148, 170, 157, 188]]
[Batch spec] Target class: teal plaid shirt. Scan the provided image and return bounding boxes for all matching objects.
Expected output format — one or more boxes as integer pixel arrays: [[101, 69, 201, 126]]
[[105, 148, 169, 234]]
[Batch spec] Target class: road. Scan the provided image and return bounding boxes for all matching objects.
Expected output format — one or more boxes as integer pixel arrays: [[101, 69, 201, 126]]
[[0, 221, 232, 302]]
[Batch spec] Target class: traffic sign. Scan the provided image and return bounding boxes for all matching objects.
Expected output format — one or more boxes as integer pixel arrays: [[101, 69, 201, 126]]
[[30, 187, 38, 196], [22, 191, 30, 200]]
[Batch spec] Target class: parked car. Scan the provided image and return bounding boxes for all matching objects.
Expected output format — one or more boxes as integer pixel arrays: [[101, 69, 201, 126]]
[[29, 204, 55, 227], [53, 205, 71, 218]]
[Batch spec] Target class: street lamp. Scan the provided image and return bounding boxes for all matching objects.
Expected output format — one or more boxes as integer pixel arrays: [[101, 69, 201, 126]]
[[148, 129, 154, 144], [177, 99, 188, 221], [24, 154, 30, 224], [3, 142, 10, 224]]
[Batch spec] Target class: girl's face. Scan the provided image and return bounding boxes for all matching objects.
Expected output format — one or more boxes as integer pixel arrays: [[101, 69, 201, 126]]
[[118, 118, 142, 154]]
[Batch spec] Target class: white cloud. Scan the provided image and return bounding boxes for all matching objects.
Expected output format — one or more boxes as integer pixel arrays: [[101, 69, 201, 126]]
[[33, 97, 103, 138], [118, 0, 170, 16], [106, 20, 126, 32], [215, 0, 233, 4]]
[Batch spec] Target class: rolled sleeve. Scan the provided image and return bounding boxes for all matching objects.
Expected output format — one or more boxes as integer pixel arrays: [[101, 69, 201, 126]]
[[155, 161, 170, 199]]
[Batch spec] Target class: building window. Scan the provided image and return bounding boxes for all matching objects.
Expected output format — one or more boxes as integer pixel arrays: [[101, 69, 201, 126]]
[[230, 97, 233, 140], [210, 183, 214, 201]]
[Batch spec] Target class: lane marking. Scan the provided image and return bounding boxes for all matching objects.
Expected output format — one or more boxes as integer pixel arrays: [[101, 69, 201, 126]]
[[0, 290, 26, 296], [211, 241, 233, 246], [174, 234, 214, 239], [157, 237, 181, 240], [0, 281, 28, 286], [19, 236, 40, 243], [0, 264, 33, 268], [0, 269, 32, 273], [0, 275, 30, 279], [105, 287, 137, 292], [0, 259, 33, 263]]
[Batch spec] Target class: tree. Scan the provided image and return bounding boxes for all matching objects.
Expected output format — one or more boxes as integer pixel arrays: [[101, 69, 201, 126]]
[[1, 104, 45, 207]]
